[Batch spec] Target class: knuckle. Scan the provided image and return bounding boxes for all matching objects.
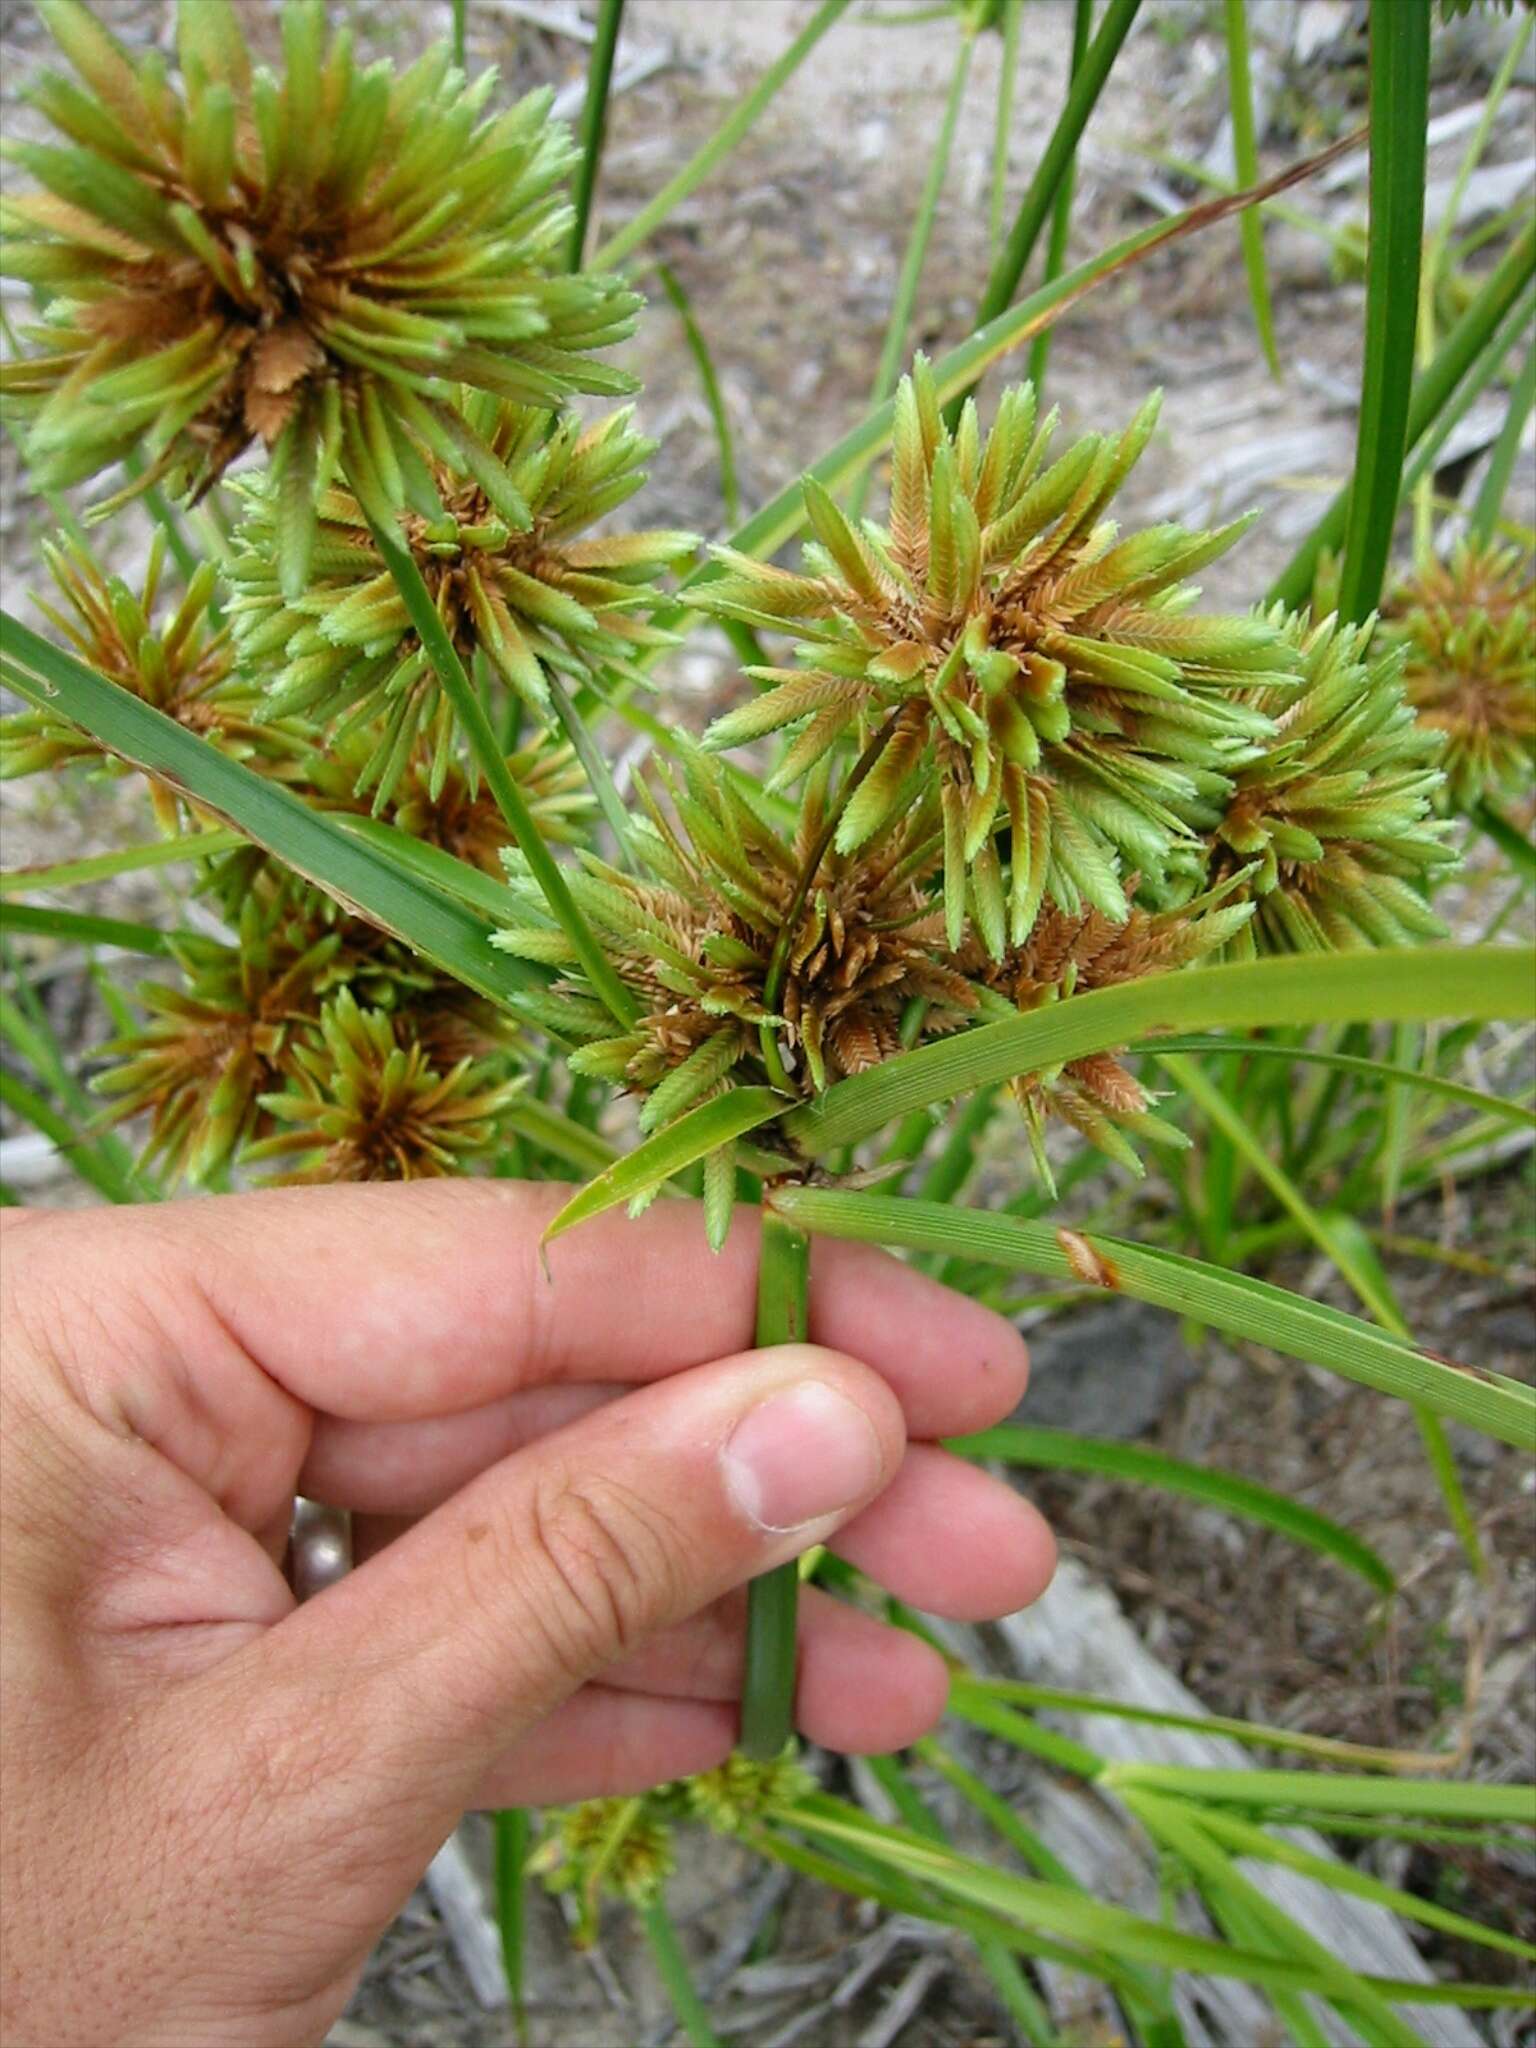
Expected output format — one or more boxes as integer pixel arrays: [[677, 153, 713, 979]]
[[516, 1467, 687, 1682]]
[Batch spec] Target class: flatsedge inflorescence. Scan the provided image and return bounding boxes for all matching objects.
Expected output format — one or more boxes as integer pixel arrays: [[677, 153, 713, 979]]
[[0, 0, 638, 593], [1381, 538, 1536, 814], [3, 3, 1468, 1216], [690, 356, 1299, 951], [94, 868, 520, 1186]]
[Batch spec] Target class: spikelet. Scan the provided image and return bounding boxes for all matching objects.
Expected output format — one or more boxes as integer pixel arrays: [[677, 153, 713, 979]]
[[1381, 539, 1535, 812], [683, 1750, 816, 1833], [530, 1799, 673, 1944], [493, 748, 974, 1127], [0, 528, 302, 827], [242, 987, 521, 1182], [224, 394, 695, 801], [92, 870, 517, 1185], [690, 357, 1296, 946], [91, 888, 345, 1183], [960, 882, 1254, 1185], [1208, 609, 1456, 955], [1, 0, 639, 588]]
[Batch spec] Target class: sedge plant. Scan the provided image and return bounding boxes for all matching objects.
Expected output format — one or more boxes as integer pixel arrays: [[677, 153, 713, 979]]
[[1, 1, 1533, 2039]]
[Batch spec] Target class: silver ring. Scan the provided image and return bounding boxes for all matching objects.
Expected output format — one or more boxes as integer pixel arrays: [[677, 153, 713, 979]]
[[288, 1499, 353, 1599]]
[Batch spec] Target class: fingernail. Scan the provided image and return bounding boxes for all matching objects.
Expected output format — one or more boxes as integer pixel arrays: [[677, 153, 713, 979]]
[[721, 1379, 885, 1533]]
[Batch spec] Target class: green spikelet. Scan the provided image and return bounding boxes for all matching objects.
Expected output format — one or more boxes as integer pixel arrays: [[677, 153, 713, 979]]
[[960, 883, 1253, 1181], [493, 757, 973, 1109], [1380, 539, 1536, 812], [691, 357, 1297, 943], [0, 528, 303, 826], [1209, 608, 1457, 956], [682, 1749, 815, 1832], [530, 1798, 674, 1945], [242, 987, 522, 1182], [224, 395, 696, 803], [2, 0, 639, 570]]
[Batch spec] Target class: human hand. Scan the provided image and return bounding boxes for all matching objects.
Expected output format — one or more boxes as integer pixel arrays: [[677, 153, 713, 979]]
[[0, 1182, 1052, 2046]]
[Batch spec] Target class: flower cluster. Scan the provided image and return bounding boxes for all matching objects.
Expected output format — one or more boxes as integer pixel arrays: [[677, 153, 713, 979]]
[[0, 529, 303, 827], [1381, 539, 1535, 813], [1, 0, 637, 588], [690, 356, 1298, 949], [224, 394, 694, 802], [1208, 609, 1455, 954], [961, 883, 1254, 1184], [96, 873, 520, 1186]]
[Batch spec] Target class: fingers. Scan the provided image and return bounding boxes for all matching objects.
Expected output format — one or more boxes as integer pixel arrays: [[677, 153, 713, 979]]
[[600, 1588, 951, 1755], [468, 1688, 736, 1807], [255, 1341, 907, 1796], [830, 1445, 1057, 1621], [140, 1180, 1029, 1433]]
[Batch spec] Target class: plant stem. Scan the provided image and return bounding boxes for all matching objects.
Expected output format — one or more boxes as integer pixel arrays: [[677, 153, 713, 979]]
[[988, 0, 1023, 261], [492, 1808, 528, 2035], [450, 0, 467, 68], [656, 262, 741, 523], [366, 517, 638, 1027], [1471, 329, 1536, 543], [849, 29, 975, 519], [1223, 0, 1280, 378], [1337, 0, 1430, 623], [594, 0, 852, 270], [638, 1895, 724, 2048], [740, 1209, 811, 1761], [1026, 0, 1094, 398], [568, 0, 625, 271]]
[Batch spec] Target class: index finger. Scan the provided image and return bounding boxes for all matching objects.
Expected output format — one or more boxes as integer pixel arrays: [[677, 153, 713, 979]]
[[157, 1179, 1028, 1437]]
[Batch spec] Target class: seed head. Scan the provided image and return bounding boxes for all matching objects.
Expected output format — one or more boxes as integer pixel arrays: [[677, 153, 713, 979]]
[[224, 396, 695, 801], [690, 356, 1295, 949], [1, 0, 638, 590], [495, 747, 973, 1102], [0, 528, 301, 827], [961, 882, 1253, 1185], [1209, 608, 1456, 955], [683, 1750, 815, 1833], [1381, 539, 1535, 812], [242, 986, 521, 1183]]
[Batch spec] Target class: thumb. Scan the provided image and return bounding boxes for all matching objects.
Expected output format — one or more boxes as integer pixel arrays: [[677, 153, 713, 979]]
[[260, 1340, 903, 1792]]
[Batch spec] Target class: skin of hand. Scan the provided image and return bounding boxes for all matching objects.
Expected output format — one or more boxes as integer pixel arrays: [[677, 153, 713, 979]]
[[0, 1181, 1053, 2047]]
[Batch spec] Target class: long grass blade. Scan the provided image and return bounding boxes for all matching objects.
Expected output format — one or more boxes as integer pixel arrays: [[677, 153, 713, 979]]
[[0, 614, 538, 1010], [0, 828, 246, 897], [568, 0, 625, 271], [1159, 1049, 1485, 1576], [780, 946, 1534, 1155], [765, 1187, 1536, 1446], [543, 1087, 781, 1241], [594, 0, 853, 269], [948, 1424, 1394, 1593], [1337, 0, 1430, 622], [1026, 0, 1094, 397], [492, 1808, 528, 2028], [1144, 1035, 1536, 1130], [1223, 0, 1280, 377], [849, 27, 974, 518], [365, 517, 637, 1026], [1268, 223, 1534, 611], [1471, 327, 1536, 542], [0, 1067, 141, 1204], [951, 0, 1143, 422], [656, 263, 741, 524], [0, 902, 173, 955]]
